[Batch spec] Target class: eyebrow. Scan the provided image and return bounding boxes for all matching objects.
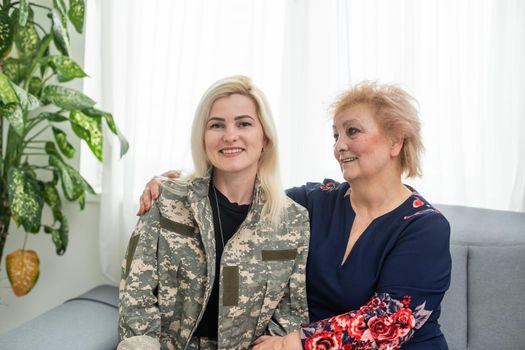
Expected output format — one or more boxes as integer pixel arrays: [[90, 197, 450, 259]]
[[207, 115, 255, 122]]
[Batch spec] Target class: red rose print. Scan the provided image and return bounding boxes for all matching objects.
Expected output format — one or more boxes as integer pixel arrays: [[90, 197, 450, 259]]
[[393, 308, 415, 329], [367, 315, 399, 341], [412, 199, 424, 208], [348, 314, 367, 339], [330, 314, 354, 332], [304, 331, 343, 350]]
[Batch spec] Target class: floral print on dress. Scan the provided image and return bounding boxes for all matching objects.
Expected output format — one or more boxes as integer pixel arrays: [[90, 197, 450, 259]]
[[301, 293, 432, 350]]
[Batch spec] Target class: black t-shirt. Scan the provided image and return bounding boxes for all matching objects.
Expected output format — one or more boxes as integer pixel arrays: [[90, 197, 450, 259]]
[[193, 183, 250, 339]]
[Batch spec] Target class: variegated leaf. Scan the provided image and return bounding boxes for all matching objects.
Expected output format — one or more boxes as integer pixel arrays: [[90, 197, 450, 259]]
[[44, 216, 68, 255], [52, 127, 75, 158], [48, 154, 94, 201], [41, 55, 87, 82], [68, 0, 85, 33], [2, 58, 30, 84], [15, 20, 40, 58], [70, 109, 102, 160], [51, 8, 70, 56], [0, 72, 19, 103], [43, 181, 62, 221], [39, 112, 68, 123], [0, 103, 24, 135], [11, 82, 40, 111], [7, 167, 44, 233], [83, 108, 129, 157], [0, 12, 14, 59], [18, 0, 29, 26], [42, 85, 95, 110], [6, 249, 40, 296]]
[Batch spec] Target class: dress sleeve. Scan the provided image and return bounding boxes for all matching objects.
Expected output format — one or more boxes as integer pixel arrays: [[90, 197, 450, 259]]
[[118, 205, 163, 349], [286, 185, 309, 207], [300, 213, 451, 349]]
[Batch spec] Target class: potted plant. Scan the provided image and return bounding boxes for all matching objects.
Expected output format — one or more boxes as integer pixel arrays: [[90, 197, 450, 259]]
[[0, 0, 127, 296]]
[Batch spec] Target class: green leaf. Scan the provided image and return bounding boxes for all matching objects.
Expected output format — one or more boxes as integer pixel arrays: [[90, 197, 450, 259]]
[[15, 20, 40, 58], [83, 108, 129, 158], [2, 58, 30, 84], [11, 82, 40, 111], [44, 141, 63, 160], [52, 127, 75, 158], [0, 11, 14, 59], [18, 0, 29, 26], [48, 154, 95, 201], [42, 85, 96, 110], [0, 72, 19, 103], [53, 0, 68, 26], [38, 111, 68, 123], [0, 103, 24, 135], [78, 192, 85, 209], [41, 55, 87, 82], [7, 167, 44, 233], [44, 216, 68, 255], [68, 0, 85, 33], [70, 110, 103, 160], [42, 182, 62, 215], [28, 76, 42, 96], [50, 9, 70, 56]]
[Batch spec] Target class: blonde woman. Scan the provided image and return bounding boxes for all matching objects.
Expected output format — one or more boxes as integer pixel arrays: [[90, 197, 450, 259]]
[[119, 76, 310, 350]]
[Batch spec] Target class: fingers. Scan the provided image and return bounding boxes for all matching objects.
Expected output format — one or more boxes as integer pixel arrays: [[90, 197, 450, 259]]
[[162, 170, 181, 178], [252, 336, 269, 346], [137, 187, 152, 216]]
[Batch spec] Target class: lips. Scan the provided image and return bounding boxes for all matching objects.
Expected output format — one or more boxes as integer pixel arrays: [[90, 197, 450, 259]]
[[220, 148, 244, 155], [340, 156, 358, 163]]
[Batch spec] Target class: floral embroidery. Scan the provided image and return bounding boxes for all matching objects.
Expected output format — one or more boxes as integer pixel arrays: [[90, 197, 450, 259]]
[[403, 196, 440, 220], [320, 180, 339, 191], [301, 293, 432, 350]]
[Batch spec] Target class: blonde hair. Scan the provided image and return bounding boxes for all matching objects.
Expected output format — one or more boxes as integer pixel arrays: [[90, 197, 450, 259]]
[[190, 75, 287, 223], [332, 81, 424, 178]]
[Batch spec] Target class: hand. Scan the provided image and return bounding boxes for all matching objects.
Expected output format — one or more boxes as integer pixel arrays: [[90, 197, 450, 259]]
[[137, 170, 181, 215], [252, 332, 301, 350]]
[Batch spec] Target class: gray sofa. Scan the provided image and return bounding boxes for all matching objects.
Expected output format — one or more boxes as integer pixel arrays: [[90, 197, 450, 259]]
[[0, 204, 523, 349]]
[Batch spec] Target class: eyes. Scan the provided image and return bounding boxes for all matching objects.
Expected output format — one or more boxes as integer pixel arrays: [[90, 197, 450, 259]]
[[333, 127, 360, 141], [208, 120, 253, 129]]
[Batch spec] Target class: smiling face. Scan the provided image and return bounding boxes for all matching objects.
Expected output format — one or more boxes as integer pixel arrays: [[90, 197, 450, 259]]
[[333, 103, 402, 183], [204, 93, 266, 179]]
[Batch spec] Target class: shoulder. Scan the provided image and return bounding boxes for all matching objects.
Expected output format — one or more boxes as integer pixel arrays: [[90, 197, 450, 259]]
[[400, 193, 451, 243], [286, 179, 347, 208], [155, 178, 195, 227]]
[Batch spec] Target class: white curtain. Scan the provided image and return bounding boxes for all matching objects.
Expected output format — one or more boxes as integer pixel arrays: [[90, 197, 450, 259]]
[[84, 0, 525, 283]]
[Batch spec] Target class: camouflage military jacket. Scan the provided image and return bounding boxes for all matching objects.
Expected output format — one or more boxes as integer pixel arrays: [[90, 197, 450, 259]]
[[118, 174, 310, 350]]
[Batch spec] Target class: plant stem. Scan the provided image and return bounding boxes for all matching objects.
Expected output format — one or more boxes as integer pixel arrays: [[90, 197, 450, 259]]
[[22, 233, 28, 250], [22, 153, 48, 156], [28, 2, 52, 11], [29, 20, 47, 35], [25, 125, 51, 143]]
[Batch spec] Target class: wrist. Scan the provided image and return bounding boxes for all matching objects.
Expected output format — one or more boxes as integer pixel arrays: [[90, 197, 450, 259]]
[[284, 332, 302, 350]]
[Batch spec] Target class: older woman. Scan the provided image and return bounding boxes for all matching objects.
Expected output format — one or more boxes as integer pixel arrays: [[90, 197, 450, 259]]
[[140, 81, 451, 349], [118, 76, 310, 350]]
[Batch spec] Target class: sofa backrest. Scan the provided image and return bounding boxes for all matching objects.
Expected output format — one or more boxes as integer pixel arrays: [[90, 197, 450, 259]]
[[436, 204, 525, 350]]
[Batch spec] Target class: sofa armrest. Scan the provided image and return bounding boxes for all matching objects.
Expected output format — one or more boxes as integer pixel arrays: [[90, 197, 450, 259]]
[[0, 285, 119, 350]]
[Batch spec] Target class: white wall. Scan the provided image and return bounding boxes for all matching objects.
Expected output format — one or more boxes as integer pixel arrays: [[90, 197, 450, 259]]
[[0, 0, 110, 334]]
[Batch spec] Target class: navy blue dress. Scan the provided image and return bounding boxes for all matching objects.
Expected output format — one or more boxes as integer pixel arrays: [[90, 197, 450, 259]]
[[287, 180, 451, 350]]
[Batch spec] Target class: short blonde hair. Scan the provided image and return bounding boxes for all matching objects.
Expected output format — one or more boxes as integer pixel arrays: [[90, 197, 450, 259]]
[[332, 81, 424, 178], [190, 75, 287, 223]]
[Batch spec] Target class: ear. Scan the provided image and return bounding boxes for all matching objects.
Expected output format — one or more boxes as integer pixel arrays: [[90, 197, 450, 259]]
[[390, 134, 404, 157]]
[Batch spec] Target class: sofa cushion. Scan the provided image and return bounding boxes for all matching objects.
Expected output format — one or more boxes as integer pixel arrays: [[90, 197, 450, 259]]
[[468, 245, 525, 350], [440, 244, 468, 350]]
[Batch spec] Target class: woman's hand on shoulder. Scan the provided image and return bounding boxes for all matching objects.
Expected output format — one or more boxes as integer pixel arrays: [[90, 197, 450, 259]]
[[252, 332, 302, 350], [137, 170, 181, 215]]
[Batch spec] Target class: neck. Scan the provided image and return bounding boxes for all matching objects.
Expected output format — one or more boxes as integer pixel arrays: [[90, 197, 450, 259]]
[[348, 174, 411, 219], [212, 171, 256, 205]]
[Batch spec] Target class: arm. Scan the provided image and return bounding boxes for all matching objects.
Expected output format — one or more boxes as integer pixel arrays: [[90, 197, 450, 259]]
[[118, 205, 163, 350], [300, 213, 451, 349], [137, 171, 181, 215], [266, 212, 310, 335]]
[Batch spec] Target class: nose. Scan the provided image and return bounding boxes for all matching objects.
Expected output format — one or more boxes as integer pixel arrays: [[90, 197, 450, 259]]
[[222, 126, 239, 143], [334, 134, 348, 153]]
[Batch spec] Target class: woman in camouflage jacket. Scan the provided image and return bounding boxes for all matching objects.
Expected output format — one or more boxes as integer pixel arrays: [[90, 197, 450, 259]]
[[118, 76, 310, 350]]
